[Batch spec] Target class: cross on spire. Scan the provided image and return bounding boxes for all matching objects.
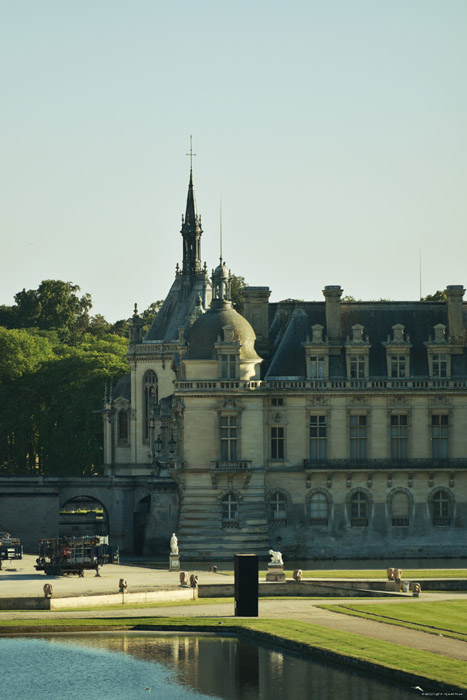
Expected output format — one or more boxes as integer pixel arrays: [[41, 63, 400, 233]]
[[186, 135, 196, 170]]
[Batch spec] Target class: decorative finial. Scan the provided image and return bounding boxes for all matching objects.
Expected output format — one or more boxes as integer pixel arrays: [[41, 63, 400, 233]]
[[133, 303, 138, 316], [186, 135, 196, 170]]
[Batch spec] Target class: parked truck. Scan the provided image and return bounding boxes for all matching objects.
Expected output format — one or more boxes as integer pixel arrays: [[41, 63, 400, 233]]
[[0, 532, 23, 569], [35, 535, 119, 577]]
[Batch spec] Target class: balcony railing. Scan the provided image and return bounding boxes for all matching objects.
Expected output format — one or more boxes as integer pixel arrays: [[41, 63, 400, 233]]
[[303, 458, 467, 471], [175, 377, 467, 392], [211, 460, 252, 471]]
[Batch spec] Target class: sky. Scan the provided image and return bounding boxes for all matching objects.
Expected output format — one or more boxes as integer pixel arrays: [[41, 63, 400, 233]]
[[1, 0, 466, 322]]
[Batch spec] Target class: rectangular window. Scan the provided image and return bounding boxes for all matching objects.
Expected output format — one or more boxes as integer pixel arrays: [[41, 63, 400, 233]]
[[220, 416, 237, 460], [310, 355, 325, 379], [391, 414, 408, 459], [270, 426, 285, 459], [390, 354, 406, 378], [310, 415, 327, 460], [349, 355, 365, 378], [432, 414, 448, 458], [271, 398, 284, 407], [432, 354, 448, 378], [221, 354, 237, 379], [350, 415, 367, 459]]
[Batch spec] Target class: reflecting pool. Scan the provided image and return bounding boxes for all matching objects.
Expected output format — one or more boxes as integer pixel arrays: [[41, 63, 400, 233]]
[[1, 633, 419, 699]]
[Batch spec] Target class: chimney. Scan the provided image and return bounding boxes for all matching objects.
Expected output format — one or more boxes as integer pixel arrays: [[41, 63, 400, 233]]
[[445, 285, 465, 349], [323, 285, 343, 343]]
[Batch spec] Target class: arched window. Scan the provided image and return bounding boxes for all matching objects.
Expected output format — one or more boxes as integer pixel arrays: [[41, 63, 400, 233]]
[[310, 493, 328, 525], [221, 493, 238, 527], [433, 490, 451, 526], [350, 491, 368, 526], [270, 492, 287, 523], [143, 371, 158, 442], [118, 409, 129, 443], [391, 491, 409, 526]]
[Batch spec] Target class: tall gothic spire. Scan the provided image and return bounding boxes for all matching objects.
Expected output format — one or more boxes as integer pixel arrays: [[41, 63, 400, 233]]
[[181, 139, 202, 275]]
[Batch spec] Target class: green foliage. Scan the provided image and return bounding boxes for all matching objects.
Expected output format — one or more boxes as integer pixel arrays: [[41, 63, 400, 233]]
[[230, 274, 246, 312], [0, 327, 54, 380], [422, 290, 447, 302], [0, 279, 130, 476], [0, 329, 128, 476], [5, 280, 93, 341]]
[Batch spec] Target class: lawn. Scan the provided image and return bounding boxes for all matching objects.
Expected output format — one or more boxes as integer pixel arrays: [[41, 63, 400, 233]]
[[0, 615, 465, 691], [318, 600, 467, 641], [257, 568, 467, 579]]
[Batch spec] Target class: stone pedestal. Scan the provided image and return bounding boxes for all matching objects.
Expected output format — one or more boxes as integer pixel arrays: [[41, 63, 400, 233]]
[[169, 554, 180, 571], [266, 565, 286, 582]]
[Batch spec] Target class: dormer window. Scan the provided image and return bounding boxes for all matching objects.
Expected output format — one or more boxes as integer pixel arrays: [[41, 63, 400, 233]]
[[349, 355, 365, 378], [221, 353, 237, 379], [345, 325, 370, 379], [383, 324, 411, 379], [303, 324, 330, 380], [216, 324, 240, 380], [425, 323, 451, 379], [390, 354, 407, 378], [310, 355, 326, 379], [432, 354, 448, 378]]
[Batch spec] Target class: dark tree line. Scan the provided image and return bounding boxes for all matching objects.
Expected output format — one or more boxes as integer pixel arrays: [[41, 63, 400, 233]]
[[0, 281, 163, 476]]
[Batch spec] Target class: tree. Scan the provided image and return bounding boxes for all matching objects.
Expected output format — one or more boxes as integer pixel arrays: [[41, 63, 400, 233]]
[[0, 327, 129, 476], [13, 280, 92, 340], [230, 274, 246, 312], [422, 290, 447, 302]]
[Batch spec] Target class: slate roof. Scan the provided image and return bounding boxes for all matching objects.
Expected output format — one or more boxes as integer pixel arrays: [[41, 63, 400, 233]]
[[265, 300, 467, 379], [144, 272, 211, 342]]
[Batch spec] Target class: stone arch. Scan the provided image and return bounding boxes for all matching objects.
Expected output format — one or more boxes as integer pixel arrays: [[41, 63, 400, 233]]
[[428, 487, 454, 526], [387, 487, 413, 526], [59, 495, 109, 538], [306, 488, 332, 526], [346, 487, 372, 527]]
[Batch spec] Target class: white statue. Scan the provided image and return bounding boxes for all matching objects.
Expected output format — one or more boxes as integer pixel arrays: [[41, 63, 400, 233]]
[[170, 533, 179, 555], [268, 549, 283, 566]]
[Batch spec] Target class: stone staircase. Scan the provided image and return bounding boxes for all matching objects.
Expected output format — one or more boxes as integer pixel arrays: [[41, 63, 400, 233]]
[[177, 473, 271, 560]]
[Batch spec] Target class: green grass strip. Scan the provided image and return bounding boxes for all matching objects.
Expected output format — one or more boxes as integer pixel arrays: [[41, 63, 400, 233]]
[[257, 568, 467, 579], [318, 600, 467, 641], [0, 615, 465, 690]]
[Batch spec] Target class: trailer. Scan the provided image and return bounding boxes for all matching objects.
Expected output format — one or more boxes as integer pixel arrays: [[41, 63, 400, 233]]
[[0, 532, 23, 570], [35, 535, 119, 577]]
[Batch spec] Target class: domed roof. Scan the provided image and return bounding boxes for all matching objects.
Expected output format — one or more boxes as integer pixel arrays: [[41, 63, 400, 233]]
[[213, 261, 229, 279], [184, 305, 261, 361]]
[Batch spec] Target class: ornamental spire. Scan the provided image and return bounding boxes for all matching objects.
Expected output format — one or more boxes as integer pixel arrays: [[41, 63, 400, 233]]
[[181, 136, 202, 275]]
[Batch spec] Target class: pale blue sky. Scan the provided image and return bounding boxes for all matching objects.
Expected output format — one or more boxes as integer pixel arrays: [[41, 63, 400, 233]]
[[1, 0, 466, 321]]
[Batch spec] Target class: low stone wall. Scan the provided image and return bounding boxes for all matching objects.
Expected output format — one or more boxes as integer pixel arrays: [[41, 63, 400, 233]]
[[0, 587, 197, 611], [198, 581, 403, 598]]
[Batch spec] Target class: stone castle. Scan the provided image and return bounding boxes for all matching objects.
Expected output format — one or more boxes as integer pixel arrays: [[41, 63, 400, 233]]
[[2, 165, 466, 560]]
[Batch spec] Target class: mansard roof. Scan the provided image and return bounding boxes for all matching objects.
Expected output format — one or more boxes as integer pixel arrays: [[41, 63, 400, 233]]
[[265, 299, 467, 379]]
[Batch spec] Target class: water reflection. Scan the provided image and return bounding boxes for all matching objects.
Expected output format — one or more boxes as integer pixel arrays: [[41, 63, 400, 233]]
[[2, 633, 421, 700]]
